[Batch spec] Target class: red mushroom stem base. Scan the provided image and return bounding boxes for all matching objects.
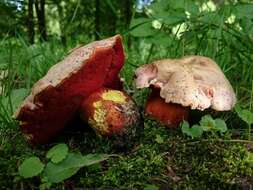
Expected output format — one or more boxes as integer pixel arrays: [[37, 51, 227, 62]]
[[145, 88, 189, 127]]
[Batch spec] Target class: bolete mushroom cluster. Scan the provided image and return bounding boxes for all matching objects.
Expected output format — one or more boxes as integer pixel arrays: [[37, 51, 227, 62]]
[[14, 35, 140, 145], [14, 35, 236, 145], [135, 56, 236, 127]]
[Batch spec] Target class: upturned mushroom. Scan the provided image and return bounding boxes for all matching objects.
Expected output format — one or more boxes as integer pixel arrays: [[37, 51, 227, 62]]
[[14, 35, 128, 144], [135, 55, 236, 127]]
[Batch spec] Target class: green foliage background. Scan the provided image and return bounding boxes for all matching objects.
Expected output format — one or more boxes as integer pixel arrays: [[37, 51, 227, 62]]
[[1, 0, 253, 189]]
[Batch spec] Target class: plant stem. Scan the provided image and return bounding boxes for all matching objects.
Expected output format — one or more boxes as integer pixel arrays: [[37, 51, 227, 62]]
[[146, 44, 154, 64], [249, 123, 251, 141], [184, 139, 253, 145]]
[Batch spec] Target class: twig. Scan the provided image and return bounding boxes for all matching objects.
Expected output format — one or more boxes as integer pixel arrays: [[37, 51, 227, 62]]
[[183, 139, 253, 145]]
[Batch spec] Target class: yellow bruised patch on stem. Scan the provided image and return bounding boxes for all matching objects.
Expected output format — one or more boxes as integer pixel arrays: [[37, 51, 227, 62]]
[[89, 100, 108, 135]]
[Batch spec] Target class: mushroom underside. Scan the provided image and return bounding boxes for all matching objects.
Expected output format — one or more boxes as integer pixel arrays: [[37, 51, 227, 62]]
[[135, 56, 236, 111], [15, 35, 125, 144]]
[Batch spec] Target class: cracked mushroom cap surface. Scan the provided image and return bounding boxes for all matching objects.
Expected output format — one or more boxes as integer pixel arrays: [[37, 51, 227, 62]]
[[135, 56, 236, 111]]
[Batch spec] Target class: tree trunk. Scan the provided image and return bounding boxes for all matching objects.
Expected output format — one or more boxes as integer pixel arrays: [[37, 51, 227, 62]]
[[56, 2, 66, 46], [125, 0, 132, 48], [35, 0, 47, 41], [95, 0, 100, 40], [28, 0, 35, 44], [106, 11, 116, 36], [125, 0, 131, 28]]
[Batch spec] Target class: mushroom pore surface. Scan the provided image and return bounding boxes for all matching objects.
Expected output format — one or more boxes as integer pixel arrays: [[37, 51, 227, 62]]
[[14, 35, 124, 144]]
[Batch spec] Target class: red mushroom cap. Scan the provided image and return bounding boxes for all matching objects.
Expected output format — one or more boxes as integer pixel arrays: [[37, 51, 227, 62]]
[[14, 35, 125, 144]]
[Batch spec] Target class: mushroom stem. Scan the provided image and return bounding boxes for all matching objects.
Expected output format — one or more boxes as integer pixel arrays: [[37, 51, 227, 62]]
[[145, 88, 189, 127]]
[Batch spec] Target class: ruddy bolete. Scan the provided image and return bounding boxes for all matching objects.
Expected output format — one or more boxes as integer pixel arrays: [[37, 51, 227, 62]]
[[14, 35, 125, 144], [135, 55, 236, 127]]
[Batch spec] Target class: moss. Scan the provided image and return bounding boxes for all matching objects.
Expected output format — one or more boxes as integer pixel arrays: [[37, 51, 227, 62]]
[[1, 119, 253, 189], [72, 119, 253, 189]]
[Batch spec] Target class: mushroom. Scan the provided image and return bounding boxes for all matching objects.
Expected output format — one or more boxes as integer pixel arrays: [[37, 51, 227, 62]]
[[135, 55, 236, 127], [14, 35, 126, 144], [80, 88, 141, 147]]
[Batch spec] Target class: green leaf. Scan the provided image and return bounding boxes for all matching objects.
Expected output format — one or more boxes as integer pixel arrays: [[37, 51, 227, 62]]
[[215, 119, 228, 133], [160, 15, 185, 25], [43, 153, 109, 183], [154, 11, 186, 26], [144, 184, 159, 190], [1, 88, 29, 114], [181, 120, 191, 136], [39, 182, 52, 190], [46, 143, 69, 164], [234, 4, 253, 19], [130, 18, 157, 37], [199, 115, 216, 131], [235, 105, 253, 125], [10, 88, 29, 110], [240, 18, 253, 35], [199, 12, 222, 25], [19, 157, 45, 178], [181, 121, 203, 138], [185, 1, 199, 15], [146, 33, 172, 46], [149, 0, 170, 17], [190, 125, 204, 138], [172, 0, 187, 10]]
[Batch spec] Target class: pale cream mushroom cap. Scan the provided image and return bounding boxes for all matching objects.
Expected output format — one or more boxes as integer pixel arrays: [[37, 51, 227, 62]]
[[135, 56, 236, 111]]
